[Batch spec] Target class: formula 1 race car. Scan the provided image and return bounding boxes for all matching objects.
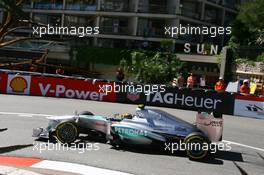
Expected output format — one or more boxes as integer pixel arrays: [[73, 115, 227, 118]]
[[33, 105, 223, 160]]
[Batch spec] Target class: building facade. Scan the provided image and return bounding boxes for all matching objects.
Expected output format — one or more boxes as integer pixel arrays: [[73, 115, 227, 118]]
[[18, 0, 241, 50], [0, 0, 245, 83]]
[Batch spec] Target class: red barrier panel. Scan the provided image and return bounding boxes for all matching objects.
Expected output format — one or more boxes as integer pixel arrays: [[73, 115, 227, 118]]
[[30, 75, 116, 102], [0, 73, 7, 94]]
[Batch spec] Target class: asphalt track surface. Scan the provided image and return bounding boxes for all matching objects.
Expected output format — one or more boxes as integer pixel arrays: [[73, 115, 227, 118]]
[[0, 94, 264, 175]]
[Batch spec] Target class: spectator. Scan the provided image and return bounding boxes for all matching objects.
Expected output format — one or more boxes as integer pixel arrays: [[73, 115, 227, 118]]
[[116, 67, 125, 82], [199, 75, 206, 88], [172, 78, 178, 87], [56, 64, 64, 75], [177, 73, 185, 88], [214, 77, 226, 92], [240, 79, 250, 95], [187, 73, 196, 88], [29, 64, 36, 72]]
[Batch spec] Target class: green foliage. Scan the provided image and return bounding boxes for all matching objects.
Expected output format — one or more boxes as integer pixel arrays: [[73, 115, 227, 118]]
[[76, 47, 132, 65], [160, 40, 174, 52], [235, 58, 256, 66], [237, 0, 264, 32], [229, 20, 252, 46], [256, 53, 264, 62], [128, 51, 184, 84], [230, 0, 264, 46], [216, 51, 223, 68]]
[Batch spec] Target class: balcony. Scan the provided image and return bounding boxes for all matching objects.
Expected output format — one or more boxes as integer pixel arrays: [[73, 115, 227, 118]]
[[204, 5, 223, 25], [180, 0, 201, 19], [138, 4, 173, 14], [207, 0, 222, 5], [181, 7, 201, 19], [100, 1, 130, 12], [34, 3, 63, 10], [138, 26, 167, 38], [65, 4, 97, 11], [100, 26, 129, 35], [223, 0, 238, 9], [64, 15, 95, 27]]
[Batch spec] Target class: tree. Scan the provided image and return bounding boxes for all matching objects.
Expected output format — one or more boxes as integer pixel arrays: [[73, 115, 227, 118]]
[[0, 0, 50, 70], [124, 51, 184, 84], [0, 0, 33, 48], [230, 0, 264, 46]]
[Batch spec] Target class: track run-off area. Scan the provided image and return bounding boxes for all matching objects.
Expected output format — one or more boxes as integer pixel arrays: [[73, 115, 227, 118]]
[[0, 94, 263, 175]]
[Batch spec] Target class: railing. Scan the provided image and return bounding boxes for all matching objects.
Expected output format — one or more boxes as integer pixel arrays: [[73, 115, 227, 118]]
[[100, 2, 129, 12], [222, 0, 238, 9], [138, 4, 174, 14], [100, 26, 130, 35], [1, 39, 70, 53], [65, 4, 97, 11], [137, 27, 168, 38], [34, 3, 63, 10]]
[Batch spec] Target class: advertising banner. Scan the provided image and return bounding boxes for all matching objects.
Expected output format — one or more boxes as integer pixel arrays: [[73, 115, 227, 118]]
[[30, 76, 116, 102], [0, 72, 7, 94], [146, 88, 235, 115], [6, 74, 32, 95], [117, 87, 235, 115], [234, 95, 264, 119]]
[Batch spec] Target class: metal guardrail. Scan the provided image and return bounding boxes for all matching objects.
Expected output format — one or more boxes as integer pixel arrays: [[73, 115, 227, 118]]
[[0, 69, 108, 82]]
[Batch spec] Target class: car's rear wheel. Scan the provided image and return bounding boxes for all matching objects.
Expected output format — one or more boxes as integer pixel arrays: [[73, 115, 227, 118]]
[[184, 132, 209, 160], [109, 132, 122, 148], [55, 122, 79, 144]]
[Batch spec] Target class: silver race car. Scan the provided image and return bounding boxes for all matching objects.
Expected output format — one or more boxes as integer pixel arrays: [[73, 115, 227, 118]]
[[33, 105, 223, 160]]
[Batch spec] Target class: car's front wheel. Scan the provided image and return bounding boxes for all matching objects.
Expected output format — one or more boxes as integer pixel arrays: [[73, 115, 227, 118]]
[[55, 122, 79, 144]]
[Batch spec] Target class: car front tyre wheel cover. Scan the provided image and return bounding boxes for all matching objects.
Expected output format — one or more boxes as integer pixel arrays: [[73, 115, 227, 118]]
[[55, 122, 78, 144]]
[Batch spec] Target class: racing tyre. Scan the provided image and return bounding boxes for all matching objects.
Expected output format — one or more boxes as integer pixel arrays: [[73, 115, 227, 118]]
[[110, 132, 122, 148], [78, 111, 94, 116], [184, 132, 210, 160], [55, 122, 79, 144]]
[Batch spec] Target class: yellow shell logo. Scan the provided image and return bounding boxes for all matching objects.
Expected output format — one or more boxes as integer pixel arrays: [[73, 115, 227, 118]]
[[10, 77, 28, 93]]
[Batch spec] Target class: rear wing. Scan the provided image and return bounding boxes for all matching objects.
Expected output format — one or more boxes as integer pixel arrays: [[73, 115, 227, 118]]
[[196, 112, 223, 142]]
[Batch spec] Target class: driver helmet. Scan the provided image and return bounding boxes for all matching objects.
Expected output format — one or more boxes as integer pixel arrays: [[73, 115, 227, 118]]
[[121, 113, 133, 119]]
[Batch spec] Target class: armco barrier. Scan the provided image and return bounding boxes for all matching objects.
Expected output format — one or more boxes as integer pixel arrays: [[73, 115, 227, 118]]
[[0, 70, 116, 102], [3, 70, 263, 117]]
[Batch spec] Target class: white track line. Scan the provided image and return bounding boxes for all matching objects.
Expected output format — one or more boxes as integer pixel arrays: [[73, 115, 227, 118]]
[[223, 140, 264, 152], [0, 111, 54, 117], [31, 160, 132, 175]]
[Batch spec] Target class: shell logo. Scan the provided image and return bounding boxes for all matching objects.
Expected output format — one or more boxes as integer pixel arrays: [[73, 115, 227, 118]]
[[10, 76, 28, 93]]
